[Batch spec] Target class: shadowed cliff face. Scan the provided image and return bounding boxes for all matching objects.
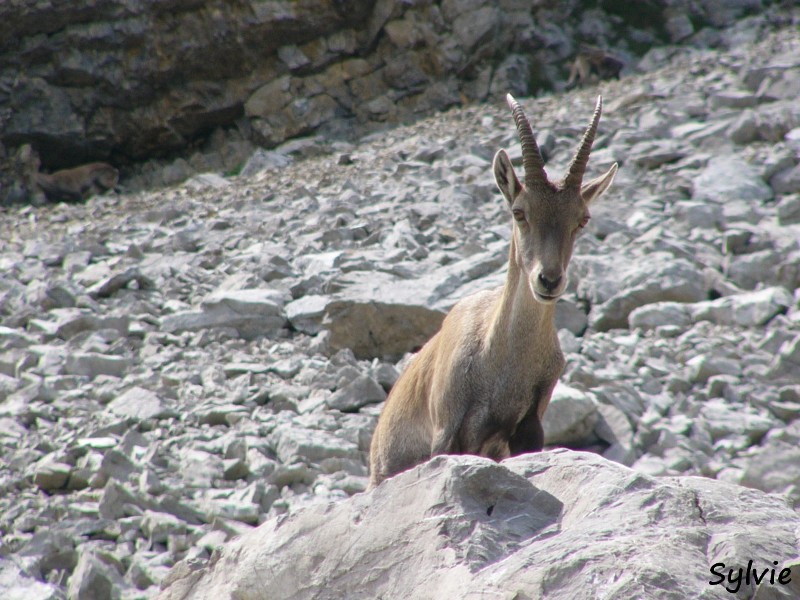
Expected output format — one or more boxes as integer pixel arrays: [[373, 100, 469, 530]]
[[0, 0, 373, 167]]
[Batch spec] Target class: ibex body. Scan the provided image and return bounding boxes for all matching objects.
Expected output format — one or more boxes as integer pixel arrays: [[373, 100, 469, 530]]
[[566, 46, 624, 89], [35, 162, 119, 202], [369, 95, 618, 488]]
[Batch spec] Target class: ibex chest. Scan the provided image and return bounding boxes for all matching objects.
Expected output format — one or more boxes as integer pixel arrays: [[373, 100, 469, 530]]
[[458, 341, 564, 451]]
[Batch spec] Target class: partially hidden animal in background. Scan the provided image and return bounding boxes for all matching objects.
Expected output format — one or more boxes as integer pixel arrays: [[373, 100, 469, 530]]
[[566, 45, 624, 89], [35, 162, 119, 202], [368, 94, 618, 488]]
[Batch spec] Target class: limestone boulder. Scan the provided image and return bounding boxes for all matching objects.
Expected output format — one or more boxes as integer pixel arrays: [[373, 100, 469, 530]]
[[158, 451, 800, 600]]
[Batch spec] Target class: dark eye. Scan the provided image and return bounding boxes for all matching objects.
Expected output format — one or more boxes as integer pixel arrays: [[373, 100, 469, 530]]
[[579, 215, 590, 228], [512, 209, 525, 222]]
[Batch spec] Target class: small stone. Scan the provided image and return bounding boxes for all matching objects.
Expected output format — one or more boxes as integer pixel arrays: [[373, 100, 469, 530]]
[[285, 295, 329, 335], [543, 384, 598, 447], [776, 194, 800, 225], [141, 510, 187, 545], [327, 374, 387, 412], [686, 355, 740, 384], [64, 353, 131, 379], [628, 302, 692, 330], [33, 461, 72, 491], [106, 386, 175, 421], [66, 550, 123, 600]]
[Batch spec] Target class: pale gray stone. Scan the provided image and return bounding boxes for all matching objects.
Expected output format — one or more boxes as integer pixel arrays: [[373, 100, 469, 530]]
[[776, 194, 800, 225], [689, 287, 793, 327], [543, 384, 598, 446], [0, 558, 63, 600], [285, 294, 329, 335], [33, 460, 72, 491], [274, 424, 361, 465], [590, 259, 706, 331], [67, 549, 123, 600], [158, 452, 800, 600], [771, 164, 800, 195], [64, 353, 131, 379], [162, 289, 287, 339], [692, 155, 773, 203], [326, 374, 386, 412], [106, 387, 175, 421], [629, 302, 692, 330]]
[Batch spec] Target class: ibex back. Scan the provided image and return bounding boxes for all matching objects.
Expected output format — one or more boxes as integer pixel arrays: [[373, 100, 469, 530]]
[[35, 162, 119, 203], [368, 94, 618, 488]]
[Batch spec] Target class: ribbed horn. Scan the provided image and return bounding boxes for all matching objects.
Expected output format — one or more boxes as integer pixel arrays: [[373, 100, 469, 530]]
[[506, 94, 547, 187], [565, 95, 602, 189]]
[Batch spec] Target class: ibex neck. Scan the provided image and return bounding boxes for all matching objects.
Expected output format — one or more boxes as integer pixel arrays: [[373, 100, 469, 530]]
[[486, 235, 557, 350]]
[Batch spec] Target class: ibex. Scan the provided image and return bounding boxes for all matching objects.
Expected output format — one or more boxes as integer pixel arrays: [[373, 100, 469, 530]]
[[565, 46, 624, 89], [368, 94, 618, 488], [35, 162, 119, 202]]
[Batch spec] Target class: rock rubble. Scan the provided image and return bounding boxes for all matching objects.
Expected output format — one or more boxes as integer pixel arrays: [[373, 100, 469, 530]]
[[1, 12, 800, 599]]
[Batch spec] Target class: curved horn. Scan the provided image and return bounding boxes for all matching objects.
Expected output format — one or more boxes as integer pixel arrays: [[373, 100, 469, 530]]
[[506, 94, 547, 187], [564, 95, 602, 189]]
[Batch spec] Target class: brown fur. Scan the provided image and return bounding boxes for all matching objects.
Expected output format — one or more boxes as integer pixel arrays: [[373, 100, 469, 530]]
[[35, 162, 119, 202], [368, 96, 618, 488], [566, 46, 624, 89]]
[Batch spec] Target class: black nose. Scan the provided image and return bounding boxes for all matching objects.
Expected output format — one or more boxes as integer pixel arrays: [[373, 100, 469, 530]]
[[538, 272, 562, 292]]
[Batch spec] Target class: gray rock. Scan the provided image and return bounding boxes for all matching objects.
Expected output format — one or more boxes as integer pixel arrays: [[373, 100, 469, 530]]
[[554, 298, 588, 335], [700, 398, 774, 444], [106, 387, 176, 421], [162, 288, 287, 339], [326, 374, 386, 412], [629, 139, 687, 169], [589, 259, 706, 331], [741, 438, 800, 502], [629, 302, 692, 330], [33, 459, 72, 491], [769, 335, 800, 378], [67, 549, 124, 600], [285, 295, 329, 335], [689, 287, 793, 327], [776, 194, 800, 225], [49, 309, 129, 340], [141, 511, 187, 545], [595, 402, 636, 466], [542, 384, 599, 447], [0, 558, 63, 600], [771, 164, 800, 195], [687, 355, 741, 384], [64, 353, 131, 379], [87, 267, 154, 299], [323, 298, 445, 361], [274, 424, 361, 465], [692, 155, 773, 204], [158, 452, 800, 600]]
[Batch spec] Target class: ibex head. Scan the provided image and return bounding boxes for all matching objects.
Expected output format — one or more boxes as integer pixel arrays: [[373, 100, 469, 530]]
[[493, 94, 618, 303]]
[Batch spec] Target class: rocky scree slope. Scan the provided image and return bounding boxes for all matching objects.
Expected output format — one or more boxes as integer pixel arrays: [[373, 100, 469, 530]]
[[1, 16, 800, 600]]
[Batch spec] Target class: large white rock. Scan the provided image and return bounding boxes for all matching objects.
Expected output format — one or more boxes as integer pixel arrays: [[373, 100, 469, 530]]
[[158, 451, 800, 600]]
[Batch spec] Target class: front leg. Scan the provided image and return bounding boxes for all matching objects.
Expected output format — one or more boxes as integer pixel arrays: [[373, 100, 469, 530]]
[[508, 405, 544, 455], [431, 422, 462, 455]]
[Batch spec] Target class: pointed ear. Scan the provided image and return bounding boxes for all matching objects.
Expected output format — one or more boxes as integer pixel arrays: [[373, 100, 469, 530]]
[[493, 149, 522, 205], [581, 162, 618, 204]]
